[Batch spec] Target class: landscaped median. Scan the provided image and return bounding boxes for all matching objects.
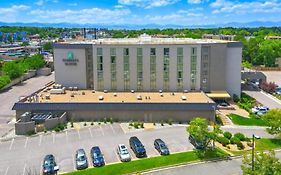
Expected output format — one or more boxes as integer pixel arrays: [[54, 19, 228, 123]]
[[63, 149, 228, 175], [228, 113, 268, 126]]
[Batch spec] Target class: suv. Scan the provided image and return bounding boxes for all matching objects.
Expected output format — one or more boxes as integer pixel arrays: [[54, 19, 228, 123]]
[[75, 149, 88, 170], [154, 139, 169, 155], [189, 135, 205, 149], [117, 144, 131, 162], [42, 154, 59, 175], [129, 136, 146, 158], [90, 146, 105, 167]]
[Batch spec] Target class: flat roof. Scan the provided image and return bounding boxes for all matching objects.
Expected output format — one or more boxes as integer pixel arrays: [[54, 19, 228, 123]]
[[56, 34, 240, 46], [33, 90, 214, 104]]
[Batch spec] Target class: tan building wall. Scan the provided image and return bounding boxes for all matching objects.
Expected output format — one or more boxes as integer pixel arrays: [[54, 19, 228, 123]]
[[68, 109, 215, 122]]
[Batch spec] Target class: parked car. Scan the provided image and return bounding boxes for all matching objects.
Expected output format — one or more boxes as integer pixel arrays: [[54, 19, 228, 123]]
[[154, 139, 169, 155], [90, 146, 105, 167], [189, 135, 205, 149], [251, 106, 269, 115], [276, 87, 281, 95], [42, 154, 59, 175], [129, 136, 146, 158], [215, 100, 230, 108], [117, 144, 131, 162], [75, 149, 88, 170]]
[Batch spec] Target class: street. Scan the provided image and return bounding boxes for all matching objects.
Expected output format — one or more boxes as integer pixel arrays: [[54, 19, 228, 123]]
[[145, 151, 281, 175]]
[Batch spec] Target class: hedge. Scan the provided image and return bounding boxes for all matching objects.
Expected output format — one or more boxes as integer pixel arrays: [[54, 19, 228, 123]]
[[0, 75, 11, 89]]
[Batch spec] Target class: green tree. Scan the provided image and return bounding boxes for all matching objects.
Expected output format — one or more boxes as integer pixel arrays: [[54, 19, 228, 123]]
[[187, 117, 212, 150], [2, 61, 24, 79], [262, 109, 281, 137], [43, 42, 53, 51], [241, 150, 281, 175]]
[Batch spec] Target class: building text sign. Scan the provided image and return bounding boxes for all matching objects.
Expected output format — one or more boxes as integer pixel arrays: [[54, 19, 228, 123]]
[[63, 51, 79, 66]]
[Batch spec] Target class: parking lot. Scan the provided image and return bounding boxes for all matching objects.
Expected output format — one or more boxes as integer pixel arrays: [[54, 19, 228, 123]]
[[0, 124, 193, 175]]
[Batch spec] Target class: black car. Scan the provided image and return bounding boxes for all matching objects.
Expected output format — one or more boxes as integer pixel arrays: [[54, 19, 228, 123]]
[[42, 154, 59, 175], [154, 139, 169, 155], [91, 146, 105, 167], [129, 136, 146, 158], [189, 135, 205, 149]]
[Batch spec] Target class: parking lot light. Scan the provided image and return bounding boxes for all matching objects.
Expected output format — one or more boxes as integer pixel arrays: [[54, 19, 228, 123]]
[[252, 134, 261, 172]]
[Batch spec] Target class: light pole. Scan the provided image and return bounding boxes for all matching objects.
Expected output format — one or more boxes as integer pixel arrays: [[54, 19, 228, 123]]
[[252, 134, 261, 172]]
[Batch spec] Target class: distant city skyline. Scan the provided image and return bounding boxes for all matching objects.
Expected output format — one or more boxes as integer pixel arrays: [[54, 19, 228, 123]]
[[0, 0, 280, 25]]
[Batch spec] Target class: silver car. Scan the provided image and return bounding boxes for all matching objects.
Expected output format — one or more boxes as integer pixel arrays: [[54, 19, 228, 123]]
[[75, 149, 88, 170], [117, 144, 131, 162]]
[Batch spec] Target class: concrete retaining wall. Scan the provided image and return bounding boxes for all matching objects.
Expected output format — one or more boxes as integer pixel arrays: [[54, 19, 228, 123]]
[[15, 121, 35, 135], [45, 112, 67, 130], [36, 67, 52, 76]]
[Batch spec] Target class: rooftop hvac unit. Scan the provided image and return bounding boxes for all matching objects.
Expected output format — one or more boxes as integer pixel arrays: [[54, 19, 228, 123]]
[[114, 93, 117, 97], [137, 95, 142, 100], [99, 96, 104, 100], [131, 90, 135, 93], [181, 96, 187, 100]]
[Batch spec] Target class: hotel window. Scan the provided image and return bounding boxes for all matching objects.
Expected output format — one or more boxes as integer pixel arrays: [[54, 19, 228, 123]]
[[110, 48, 117, 90], [163, 48, 169, 90], [97, 48, 103, 90], [177, 48, 183, 90], [190, 47, 197, 90], [137, 48, 143, 90], [150, 48, 156, 90], [123, 48, 130, 90]]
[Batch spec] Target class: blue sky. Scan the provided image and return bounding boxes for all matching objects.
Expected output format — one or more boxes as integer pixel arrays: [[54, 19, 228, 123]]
[[0, 0, 280, 25]]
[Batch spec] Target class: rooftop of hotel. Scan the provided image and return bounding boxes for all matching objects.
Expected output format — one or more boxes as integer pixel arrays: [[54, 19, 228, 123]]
[[25, 86, 214, 104], [57, 34, 239, 45]]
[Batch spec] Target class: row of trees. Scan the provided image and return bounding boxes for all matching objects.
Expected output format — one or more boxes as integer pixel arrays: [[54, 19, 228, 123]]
[[0, 54, 45, 89]]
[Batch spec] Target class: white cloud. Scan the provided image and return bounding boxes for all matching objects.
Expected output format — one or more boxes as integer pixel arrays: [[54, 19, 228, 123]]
[[0, 5, 30, 22], [29, 8, 131, 24], [188, 0, 202, 4], [118, 0, 179, 9], [211, 0, 281, 14], [36, 0, 58, 6]]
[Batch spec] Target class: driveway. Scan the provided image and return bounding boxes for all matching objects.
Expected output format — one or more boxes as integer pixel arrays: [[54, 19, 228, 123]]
[[0, 73, 54, 117], [262, 71, 281, 86], [243, 90, 281, 109]]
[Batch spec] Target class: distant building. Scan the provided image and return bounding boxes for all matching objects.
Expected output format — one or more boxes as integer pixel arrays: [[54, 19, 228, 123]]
[[202, 34, 236, 41]]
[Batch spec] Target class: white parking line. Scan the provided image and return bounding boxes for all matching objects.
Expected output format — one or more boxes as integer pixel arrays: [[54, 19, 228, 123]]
[[52, 133, 55, 144], [22, 163, 26, 175], [99, 126, 104, 136], [9, 138, 14, 150], [4, 166, 9, 175], [77, 130, 81, 140], [89, 128, 93, 138], [110, 125, 116, 135], [24, 137, 28, 148], [39, 135, 42, 146]]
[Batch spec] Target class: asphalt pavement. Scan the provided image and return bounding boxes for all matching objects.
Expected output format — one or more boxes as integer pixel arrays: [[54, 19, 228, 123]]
[[244, 90, 281, 109]]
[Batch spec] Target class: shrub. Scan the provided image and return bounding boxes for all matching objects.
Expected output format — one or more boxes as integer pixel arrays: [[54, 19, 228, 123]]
[[129, 122, 133, 126], [70, 121, 74, 128], [236, 141, 245, 150], [54, 127, 60, 132], [133, 122, 139, 129], [91, 122, 94, 126], [233, 94, 239, 103], [234, 133, 246, 141], [230, 137, 240, 144], [223, 131, 232, 139], [217, 136, 229, 146], [161, 121, 164, 126], [103, 118, 107, 124], [98, 122, 101, 125], [84, 122, 87, 126], [140, 122, 144, 128], [109, 117, 113, 124], [168, 119, 173, 125], [27, 130, 36, 136], [178, 121, 182, 124], [0, 75, 11, 89]]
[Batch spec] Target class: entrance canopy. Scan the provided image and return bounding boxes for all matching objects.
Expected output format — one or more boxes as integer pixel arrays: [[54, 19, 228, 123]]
[[206, 91, 231, 99]]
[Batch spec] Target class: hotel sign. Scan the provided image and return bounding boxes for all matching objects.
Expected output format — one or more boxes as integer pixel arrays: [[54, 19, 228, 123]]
[[63, 51, 79, 66]]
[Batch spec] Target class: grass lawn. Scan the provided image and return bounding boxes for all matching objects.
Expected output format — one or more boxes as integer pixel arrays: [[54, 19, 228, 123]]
[[228, 114, 268, 126], [64, 149, 227, 175]]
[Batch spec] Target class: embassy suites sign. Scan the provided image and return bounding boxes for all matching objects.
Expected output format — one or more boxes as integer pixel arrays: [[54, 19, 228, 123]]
[[63, 51, 79, 66]]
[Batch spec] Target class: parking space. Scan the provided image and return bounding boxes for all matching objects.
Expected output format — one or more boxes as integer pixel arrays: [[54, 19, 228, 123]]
[[0, 124, 193, 174]]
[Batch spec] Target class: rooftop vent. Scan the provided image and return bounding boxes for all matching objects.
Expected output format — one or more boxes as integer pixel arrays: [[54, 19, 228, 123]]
[[69, 87, 73, 91], [137, 95, 142, 100], [92, 90, 95, 93], [160, 93, 164, 97], [114, 93, 117, 97], [184, 90, 188, 93], [99, 96, 104, 100], [104, 90, 108, 93], [171, 92, 175, 96], [159, 90, 163, 93], [131, 90, 135, 93], [181, 96, 187, 100], [73, 87, 78, 91]]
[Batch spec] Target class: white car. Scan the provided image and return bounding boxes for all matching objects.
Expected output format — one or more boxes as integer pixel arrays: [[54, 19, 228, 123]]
[[251, 106, 269, 115], [117, 144, 131, 162], [276, 87, 281, 95]]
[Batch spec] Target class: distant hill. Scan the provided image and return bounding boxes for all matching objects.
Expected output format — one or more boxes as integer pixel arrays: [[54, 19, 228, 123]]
[[0, 21, 280, 29]]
